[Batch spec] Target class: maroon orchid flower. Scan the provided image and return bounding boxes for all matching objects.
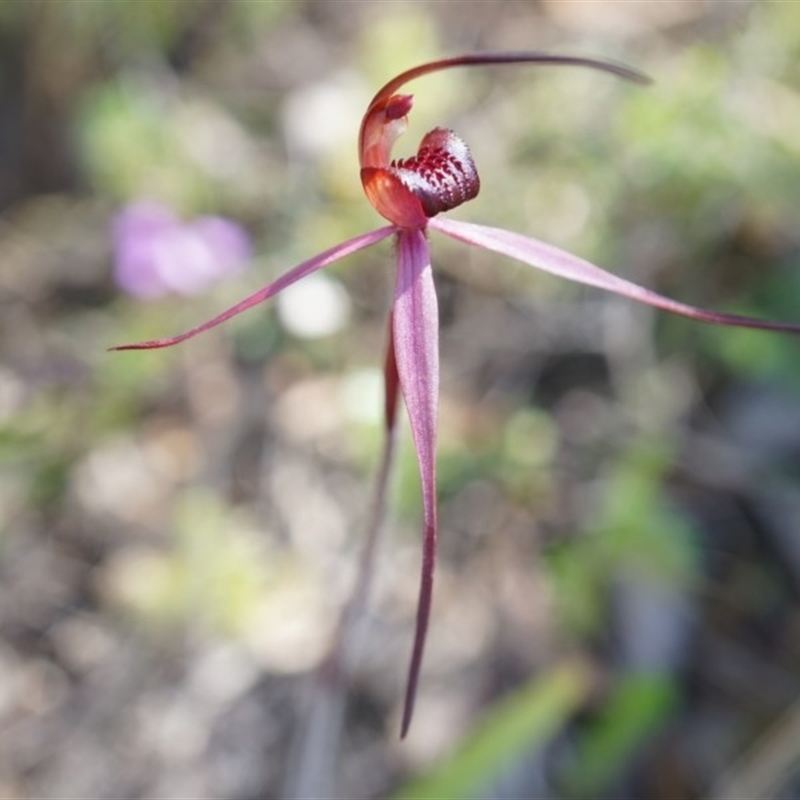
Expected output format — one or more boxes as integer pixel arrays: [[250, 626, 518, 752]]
[[112, 53, 800, 737]]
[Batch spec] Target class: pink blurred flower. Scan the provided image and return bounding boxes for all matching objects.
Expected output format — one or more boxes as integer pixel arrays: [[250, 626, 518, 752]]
[[112, 201, 251, 299]]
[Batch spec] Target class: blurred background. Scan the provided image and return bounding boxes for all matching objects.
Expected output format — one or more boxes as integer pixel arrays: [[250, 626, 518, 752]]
[[2, 1, 800, 797]]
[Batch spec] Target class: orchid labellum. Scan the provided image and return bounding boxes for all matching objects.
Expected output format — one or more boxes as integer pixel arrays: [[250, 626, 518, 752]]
[[113, 53, 800, 737]]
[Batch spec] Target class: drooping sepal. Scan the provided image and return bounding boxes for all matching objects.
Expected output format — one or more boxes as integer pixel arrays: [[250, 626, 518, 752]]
[[392, 229, 440, 737]]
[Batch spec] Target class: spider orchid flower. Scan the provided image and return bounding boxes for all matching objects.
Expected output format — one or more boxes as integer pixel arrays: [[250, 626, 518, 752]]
[[112, 53, 800, 737]]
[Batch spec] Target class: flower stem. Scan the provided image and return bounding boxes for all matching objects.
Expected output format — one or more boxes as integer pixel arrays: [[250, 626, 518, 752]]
[[283, 327, 399, 797]]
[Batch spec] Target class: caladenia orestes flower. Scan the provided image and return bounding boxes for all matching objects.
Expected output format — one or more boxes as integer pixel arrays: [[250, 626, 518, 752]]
[[112, 53, 800, 737]]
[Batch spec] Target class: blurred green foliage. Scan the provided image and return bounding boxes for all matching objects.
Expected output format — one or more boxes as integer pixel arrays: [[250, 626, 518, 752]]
[[393, 661, 591, 800], [563, 672, 681, 799], [547, 440, 699, 638]]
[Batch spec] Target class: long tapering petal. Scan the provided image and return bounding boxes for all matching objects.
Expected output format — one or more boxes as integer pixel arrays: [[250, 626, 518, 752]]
[[110, 226, 397, 350], [430, 217, 800, 335], [392, 229, 439, 737]]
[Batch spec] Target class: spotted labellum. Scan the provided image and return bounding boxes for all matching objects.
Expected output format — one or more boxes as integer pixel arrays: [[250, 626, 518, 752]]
[[112, 53, 800, 737], [364, 125, 479, 221]]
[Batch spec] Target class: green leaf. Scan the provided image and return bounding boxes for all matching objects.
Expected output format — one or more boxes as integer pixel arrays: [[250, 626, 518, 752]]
[[563, 673, 679, 798], [392, 661, 591, 800]]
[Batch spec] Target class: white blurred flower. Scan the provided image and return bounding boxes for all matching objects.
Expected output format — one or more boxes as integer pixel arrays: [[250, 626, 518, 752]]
[[276, 271, 351, 338]]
